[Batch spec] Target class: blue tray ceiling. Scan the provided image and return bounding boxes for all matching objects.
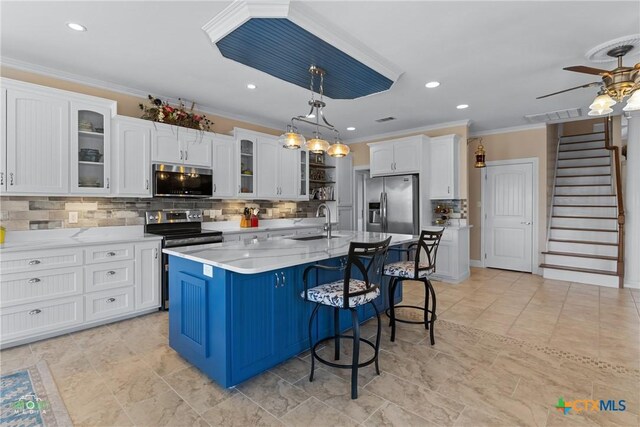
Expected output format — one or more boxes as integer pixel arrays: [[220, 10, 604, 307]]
[[216, 18, 393, 100]]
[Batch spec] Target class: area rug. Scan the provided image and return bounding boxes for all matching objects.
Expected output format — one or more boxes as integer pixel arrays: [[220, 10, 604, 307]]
[[0, 360, 72, 426]]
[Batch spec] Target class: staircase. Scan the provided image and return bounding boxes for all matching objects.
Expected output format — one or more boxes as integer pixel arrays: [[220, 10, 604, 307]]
[[541, 128, 623, 288]]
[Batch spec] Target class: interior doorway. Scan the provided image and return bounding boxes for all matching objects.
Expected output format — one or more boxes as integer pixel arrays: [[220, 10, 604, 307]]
[[481, 158, 537, 273]]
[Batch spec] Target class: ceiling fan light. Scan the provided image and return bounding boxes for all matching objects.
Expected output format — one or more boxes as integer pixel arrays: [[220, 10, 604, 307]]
[[306, 137, 330, 153], [589, 93, 616, 110], [279, 131, 305, 149], [588, 107, 613, 116], [327, 142, 350, 158], [622, 90, 640, 111]]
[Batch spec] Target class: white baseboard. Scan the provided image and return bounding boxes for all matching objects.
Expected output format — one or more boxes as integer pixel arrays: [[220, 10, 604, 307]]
[[624, 279, 640, 289], [469, 259, 484, 268]]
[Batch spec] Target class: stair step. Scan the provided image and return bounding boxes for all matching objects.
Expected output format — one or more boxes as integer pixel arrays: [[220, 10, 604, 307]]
[[539, 263, 617, 276], [557, 166, 611, 177], [548, 238, 618, 246], [542, 251, 617, 260], [556, 175, 611, 186], [551, 216, 617, 231], [560, 132, 605, 144], [558, 148, 609, 159], [553, 193, 614, 196], [560, 139, 605, 145], [555, 184, 610, 187], [557, 164, 611, 169], [559, 155, 610, 161], [559, 141, 606, 151], [557, 158, 610, 168], [553, 205, 616, 207], [550, 226, 617, 232], [542, 265, 620, 287], [552, 215, 617, 219], [560, 131, 604, 138]]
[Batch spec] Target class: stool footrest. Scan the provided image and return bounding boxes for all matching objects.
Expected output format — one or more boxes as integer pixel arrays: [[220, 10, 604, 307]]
[[385, 304, 437, 325], [312, 334, 377, 370]]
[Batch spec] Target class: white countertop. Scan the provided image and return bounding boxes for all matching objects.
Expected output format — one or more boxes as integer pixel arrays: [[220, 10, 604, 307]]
[[163, 231, 416, 274], [0, 226, 162, 252], [202, 218, 333, 234]]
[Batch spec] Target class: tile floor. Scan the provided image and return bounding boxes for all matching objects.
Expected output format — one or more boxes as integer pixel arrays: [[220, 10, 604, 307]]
[[1, 267, 638, 426]]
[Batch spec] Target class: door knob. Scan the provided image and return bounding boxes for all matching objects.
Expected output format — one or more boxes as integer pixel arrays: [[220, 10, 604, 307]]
[[520, 221, 532, 225]]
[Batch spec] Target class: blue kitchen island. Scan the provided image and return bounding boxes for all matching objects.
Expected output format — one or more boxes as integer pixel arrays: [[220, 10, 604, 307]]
[[163, 231, 416, 388]]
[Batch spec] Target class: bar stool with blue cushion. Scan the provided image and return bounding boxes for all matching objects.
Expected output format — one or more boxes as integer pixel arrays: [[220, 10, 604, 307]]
[[383, 229, 444, 344], [301, 237, 391, 399]]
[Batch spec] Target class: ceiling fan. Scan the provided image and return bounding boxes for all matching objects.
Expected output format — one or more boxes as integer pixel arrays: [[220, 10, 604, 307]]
[[537, 44, 640, 114]]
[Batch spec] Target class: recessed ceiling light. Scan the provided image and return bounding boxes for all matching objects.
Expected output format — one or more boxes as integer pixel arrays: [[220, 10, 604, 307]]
[[246, 83, 256, 89], [306, 114, 315, 119], [66, 22, 87, 32], [346, 127, 356, 131], [425, 81, 440, 88], [456, 104, 469, 110]]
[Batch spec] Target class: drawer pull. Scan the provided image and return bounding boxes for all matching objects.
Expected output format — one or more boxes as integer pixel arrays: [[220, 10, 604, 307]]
[[28, 260, 41, 265], [106, 298, 116, 303], [29, 309, 42, 315], [28, 278, 41, 284], [106, 252, 116, 257], [106, 270, 117, 276]]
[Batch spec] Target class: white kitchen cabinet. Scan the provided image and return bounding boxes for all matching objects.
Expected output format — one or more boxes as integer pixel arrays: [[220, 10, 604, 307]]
[[336, 156, 353, 206], [257, 136, 279, 199], [212, 135, 235, 198], [152, 122, 213, 168], [298, 149, 309, 200], [70, 100, 113, 194], [4, 87, 70, 194], [279, 146, 299, 199], [0, 88, 6, 194], [430, 227, 470, 283], [236, 131, 257, 197], [85, 287, 135, 322], [113, 116, 152, 197], [368, 136, 423, 177], [135, 242, 161, 311], [337, 206, 354, 231], [429, 135, 460, 199]]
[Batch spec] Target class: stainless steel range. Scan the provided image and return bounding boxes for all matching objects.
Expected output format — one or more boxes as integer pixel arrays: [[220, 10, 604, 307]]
[[144, 209, 222, 310]]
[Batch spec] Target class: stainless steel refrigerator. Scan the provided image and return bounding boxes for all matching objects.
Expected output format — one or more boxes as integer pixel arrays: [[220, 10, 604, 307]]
[[366, 174, 419, 234]]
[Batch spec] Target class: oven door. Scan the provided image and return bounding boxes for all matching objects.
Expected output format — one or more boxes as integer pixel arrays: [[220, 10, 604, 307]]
[[153, 164, 213, 198]]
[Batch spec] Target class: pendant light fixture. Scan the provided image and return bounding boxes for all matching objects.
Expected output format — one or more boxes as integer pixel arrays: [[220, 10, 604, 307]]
[[470, 137, 486, 168], [279, 66, 349, 157]]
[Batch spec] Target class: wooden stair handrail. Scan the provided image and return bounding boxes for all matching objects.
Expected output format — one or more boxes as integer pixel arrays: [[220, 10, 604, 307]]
[[604, 117, 625, 287]]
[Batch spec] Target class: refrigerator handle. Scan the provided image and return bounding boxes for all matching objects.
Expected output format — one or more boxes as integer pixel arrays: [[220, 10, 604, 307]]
[[379, 192, 385, 232], [382, 192, 388, 233]]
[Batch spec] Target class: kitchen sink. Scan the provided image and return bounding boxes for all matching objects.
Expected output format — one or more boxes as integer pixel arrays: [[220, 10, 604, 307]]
[[288, 235, 340, 241]]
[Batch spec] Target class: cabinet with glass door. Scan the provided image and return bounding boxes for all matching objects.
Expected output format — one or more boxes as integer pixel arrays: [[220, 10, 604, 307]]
[[70, 100, 115, 194], [308, 152, 336, 201], [298, 149, 309, 200], [237, 137, 256, 197]]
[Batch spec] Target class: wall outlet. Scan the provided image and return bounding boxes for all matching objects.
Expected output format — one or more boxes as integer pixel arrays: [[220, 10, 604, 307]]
[[68, 211, 79, 224]]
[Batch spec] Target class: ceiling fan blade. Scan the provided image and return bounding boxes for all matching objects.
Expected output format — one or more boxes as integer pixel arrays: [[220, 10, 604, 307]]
[[563, 65, 610, 76], [536, 81, 601, 99]]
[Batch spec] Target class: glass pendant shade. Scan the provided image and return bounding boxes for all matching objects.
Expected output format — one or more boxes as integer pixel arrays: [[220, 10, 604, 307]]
[[306, 137, 330, 153], [589, 93, 616, 110], [327, 142, 350, 158], [623, 90, 640, 111], [474, 143, 486, 168], [588, 107, 613, 116], [279, 131, 305, 149]]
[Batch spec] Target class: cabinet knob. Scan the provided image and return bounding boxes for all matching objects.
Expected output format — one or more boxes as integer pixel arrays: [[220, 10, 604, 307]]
[[280, 272, 286, 287], [106, 270, 116, 276], [28, 278, 41, 284], [106, 298, 116, 303], [28, 260, 41, 265], [107, 252, 116, 257], [274, 273, 280, 288], [28, 309, 42, 315]]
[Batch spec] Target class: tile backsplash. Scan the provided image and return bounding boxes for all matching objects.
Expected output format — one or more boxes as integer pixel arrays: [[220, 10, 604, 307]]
[[431, 199, 468, 226], [0, 196, 324, 231]]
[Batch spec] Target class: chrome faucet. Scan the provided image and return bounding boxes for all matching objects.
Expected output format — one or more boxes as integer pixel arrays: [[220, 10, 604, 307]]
[[316, 203, 332, 239]]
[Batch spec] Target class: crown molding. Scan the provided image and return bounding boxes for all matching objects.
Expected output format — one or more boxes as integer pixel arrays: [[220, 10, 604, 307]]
[[201, 0, 403, 84], [344, 120, 471, 144], [469, 123, 546, 138], [1, 56, 283, 132]]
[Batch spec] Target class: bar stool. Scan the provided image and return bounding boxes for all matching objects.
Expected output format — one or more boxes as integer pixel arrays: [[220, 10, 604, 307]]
[[301, 237, 391, 399], [383, 229, 444, 344]]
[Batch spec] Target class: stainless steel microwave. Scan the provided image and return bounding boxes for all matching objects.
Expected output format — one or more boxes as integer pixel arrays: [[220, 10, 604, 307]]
[[152, 164, 213, 198]]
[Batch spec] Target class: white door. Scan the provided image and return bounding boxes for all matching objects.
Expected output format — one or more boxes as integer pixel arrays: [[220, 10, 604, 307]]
[[485, 162, 534, 272], [6, 88, 69, 194], [256, 137, 278, 198], [429, 138, 454, 199], [182, 130, 213, 168], [212, 136, 235, 197], [135, 242, 161, 310], [115, 118, 151, 196], [336, 156, 353, 206], [369, 144, 394, 176], [152, 123, 182, 164], [278, 147, 298, 199], [393, 139, 421, 174]]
